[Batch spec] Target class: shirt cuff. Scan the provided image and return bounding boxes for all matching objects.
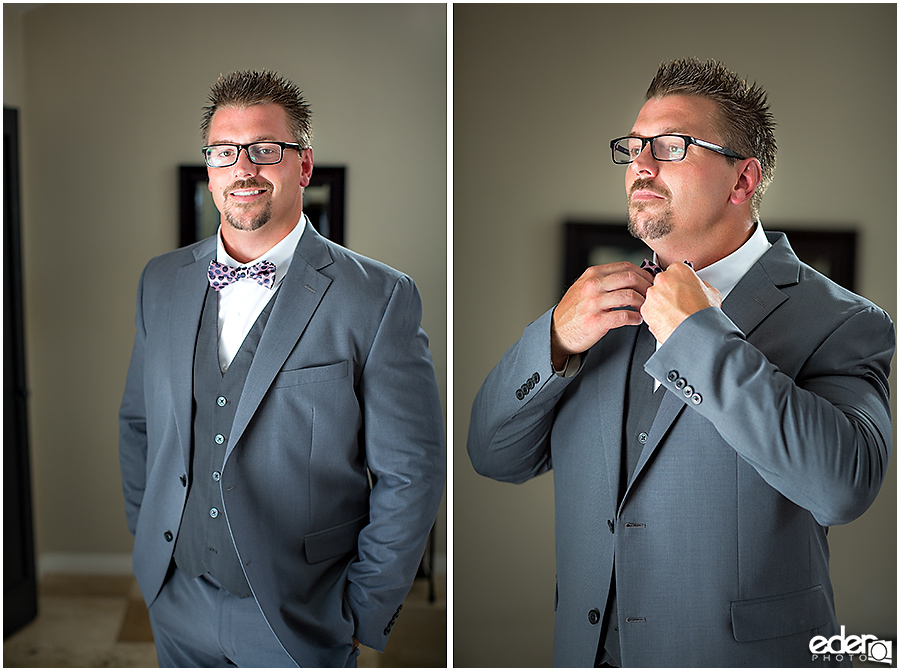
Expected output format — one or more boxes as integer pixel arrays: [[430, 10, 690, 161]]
[[554, 352, 582, 378]]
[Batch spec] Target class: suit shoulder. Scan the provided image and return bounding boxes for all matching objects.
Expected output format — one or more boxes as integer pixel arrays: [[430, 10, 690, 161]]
[[142, 238, 214, 279], [318, 237, 413, 294], [794, 260, 890, 323]]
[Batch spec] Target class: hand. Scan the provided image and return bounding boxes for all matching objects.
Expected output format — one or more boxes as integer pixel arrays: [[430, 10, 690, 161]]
[[640, 261, 722, 344], [551, 261, 654, 369]]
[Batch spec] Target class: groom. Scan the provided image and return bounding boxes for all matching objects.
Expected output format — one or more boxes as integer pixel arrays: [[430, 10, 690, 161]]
[[119, 70, 445, 667]]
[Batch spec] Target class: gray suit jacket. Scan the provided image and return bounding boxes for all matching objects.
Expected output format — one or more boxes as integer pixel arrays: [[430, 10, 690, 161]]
[[119, 224, 445, 666], [468, 232, 893, 667]]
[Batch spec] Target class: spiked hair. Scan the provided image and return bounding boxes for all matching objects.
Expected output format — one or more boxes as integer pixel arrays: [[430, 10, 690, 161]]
[[200, 70, 312, 148]]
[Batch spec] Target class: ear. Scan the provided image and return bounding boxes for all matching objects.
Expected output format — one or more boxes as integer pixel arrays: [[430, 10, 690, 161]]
[[299, 147, 314, 188], [729, 157, 762, 206]]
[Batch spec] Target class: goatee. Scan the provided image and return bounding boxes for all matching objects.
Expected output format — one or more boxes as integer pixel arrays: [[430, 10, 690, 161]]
[[627, 178, 673, 241], [224, 201, 272, 232]]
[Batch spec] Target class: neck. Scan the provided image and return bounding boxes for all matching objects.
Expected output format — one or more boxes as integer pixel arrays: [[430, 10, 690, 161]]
[[221, 215, 299, 264], [653, 218, 755, 271]]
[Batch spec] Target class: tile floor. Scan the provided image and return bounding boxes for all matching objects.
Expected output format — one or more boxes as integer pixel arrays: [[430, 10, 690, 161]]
[[4, 573, 446, 667]]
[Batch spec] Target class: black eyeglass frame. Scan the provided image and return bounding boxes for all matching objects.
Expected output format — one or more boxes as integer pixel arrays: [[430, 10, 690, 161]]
[[201, 141, 307, 168], [610, 134, 746, 165]]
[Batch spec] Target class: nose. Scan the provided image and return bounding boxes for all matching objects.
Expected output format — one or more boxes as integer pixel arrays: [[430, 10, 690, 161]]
[[232, 146, 259, 178], [630, 142, 659, 178]]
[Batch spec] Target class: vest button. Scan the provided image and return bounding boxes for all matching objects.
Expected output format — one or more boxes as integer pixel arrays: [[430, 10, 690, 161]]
[[588, 609, 601, 625], [164, 530, 174, 542], [212, 471, 221, 482], [607, 519, 614, 534], [638, 431, 648, 444], [215, 434, 225, 444], [217, 396, 227, 407], [209, 508, 219, 518]]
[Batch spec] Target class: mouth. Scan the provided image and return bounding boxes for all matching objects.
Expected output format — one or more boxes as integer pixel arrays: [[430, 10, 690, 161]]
[[226, 185, 270, 204], [630, 189, 665, 201], [629, 178, 668, 203]]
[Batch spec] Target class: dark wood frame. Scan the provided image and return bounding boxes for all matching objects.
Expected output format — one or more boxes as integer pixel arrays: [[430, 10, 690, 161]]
[[179, 165, 346, 247], [563, 222, 857, 293], [4, 106, 38, 638]]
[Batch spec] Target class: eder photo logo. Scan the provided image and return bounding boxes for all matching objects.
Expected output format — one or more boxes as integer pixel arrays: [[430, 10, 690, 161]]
[[809, 626, 893, 664]]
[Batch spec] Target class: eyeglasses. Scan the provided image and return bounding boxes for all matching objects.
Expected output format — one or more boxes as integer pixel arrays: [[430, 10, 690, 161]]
[[202, 141, 306, 168], [610, 134, 746, 165]]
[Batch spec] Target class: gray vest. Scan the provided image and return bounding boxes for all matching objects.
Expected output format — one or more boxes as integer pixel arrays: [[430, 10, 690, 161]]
[[174, 285, 278, 597], [599, 324, 666, 666]]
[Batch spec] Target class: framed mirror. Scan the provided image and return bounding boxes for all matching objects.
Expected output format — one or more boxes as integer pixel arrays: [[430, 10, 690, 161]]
[[179, 165, 345, 247]]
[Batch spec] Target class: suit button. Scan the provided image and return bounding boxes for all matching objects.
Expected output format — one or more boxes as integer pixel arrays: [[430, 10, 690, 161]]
[[164, 530, 174, 542], [212, 471, 221, 482], [691, 393, 703, 405], [215, 434, 225, 444], [667, 370, 678, 382], [217, 396, 227, 407], [516, 389, 525, 401], [588, 609, 601, 625], [209, 508, 219, 518], [638, 431, 648, 444], [674, 377, 687, 390], [607, 519, 615, 534], [682, 385, 694, 398]]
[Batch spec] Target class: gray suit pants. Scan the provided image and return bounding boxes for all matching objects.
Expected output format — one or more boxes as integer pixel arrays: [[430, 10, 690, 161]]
[[147, 565, 316, 668]]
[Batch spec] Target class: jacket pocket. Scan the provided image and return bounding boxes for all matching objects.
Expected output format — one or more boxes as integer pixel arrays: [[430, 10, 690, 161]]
[[273, 360, 349, 388], [304, 513, 368, 564], [731, 584, 832, 642]]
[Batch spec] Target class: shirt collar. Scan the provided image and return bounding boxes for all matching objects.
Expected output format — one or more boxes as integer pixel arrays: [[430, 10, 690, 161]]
[[653, 222, 771, 299], [216, 214, 307, 288], [695, 222, 771, 299]]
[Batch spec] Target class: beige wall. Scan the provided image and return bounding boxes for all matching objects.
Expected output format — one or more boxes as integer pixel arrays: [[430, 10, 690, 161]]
[[5, 4, 446, 570], [454, 4, 897, 667]]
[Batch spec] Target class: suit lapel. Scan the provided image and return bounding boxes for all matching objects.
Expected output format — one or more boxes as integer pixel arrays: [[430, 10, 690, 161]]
[[224, 225, 334, 462], [620, 232, 800, 502], [168, 240, 216, 474]]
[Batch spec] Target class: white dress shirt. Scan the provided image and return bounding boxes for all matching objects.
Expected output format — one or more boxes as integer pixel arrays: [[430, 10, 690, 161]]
[[215, 215, 307, 372]]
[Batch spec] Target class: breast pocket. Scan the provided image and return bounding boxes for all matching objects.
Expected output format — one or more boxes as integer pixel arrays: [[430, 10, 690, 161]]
[[273, 360, 350, 388]]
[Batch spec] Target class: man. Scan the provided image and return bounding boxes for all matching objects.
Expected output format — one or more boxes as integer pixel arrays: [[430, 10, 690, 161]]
[[119, 70, 445, 667], [467, 58, 893, 667]]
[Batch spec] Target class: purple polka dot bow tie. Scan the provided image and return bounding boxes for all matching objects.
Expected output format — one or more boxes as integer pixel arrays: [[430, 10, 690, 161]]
[[641, 259, 664, 276], [207, 259, 276, 291], [641, 259, 693, 276]]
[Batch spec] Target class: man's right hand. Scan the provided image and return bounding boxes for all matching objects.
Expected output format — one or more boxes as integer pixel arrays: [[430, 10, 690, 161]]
[[551, 261, 654, 370]]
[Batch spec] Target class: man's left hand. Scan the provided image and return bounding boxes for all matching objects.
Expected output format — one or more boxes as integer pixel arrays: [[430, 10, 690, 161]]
[[640, 261, 722, 344]]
